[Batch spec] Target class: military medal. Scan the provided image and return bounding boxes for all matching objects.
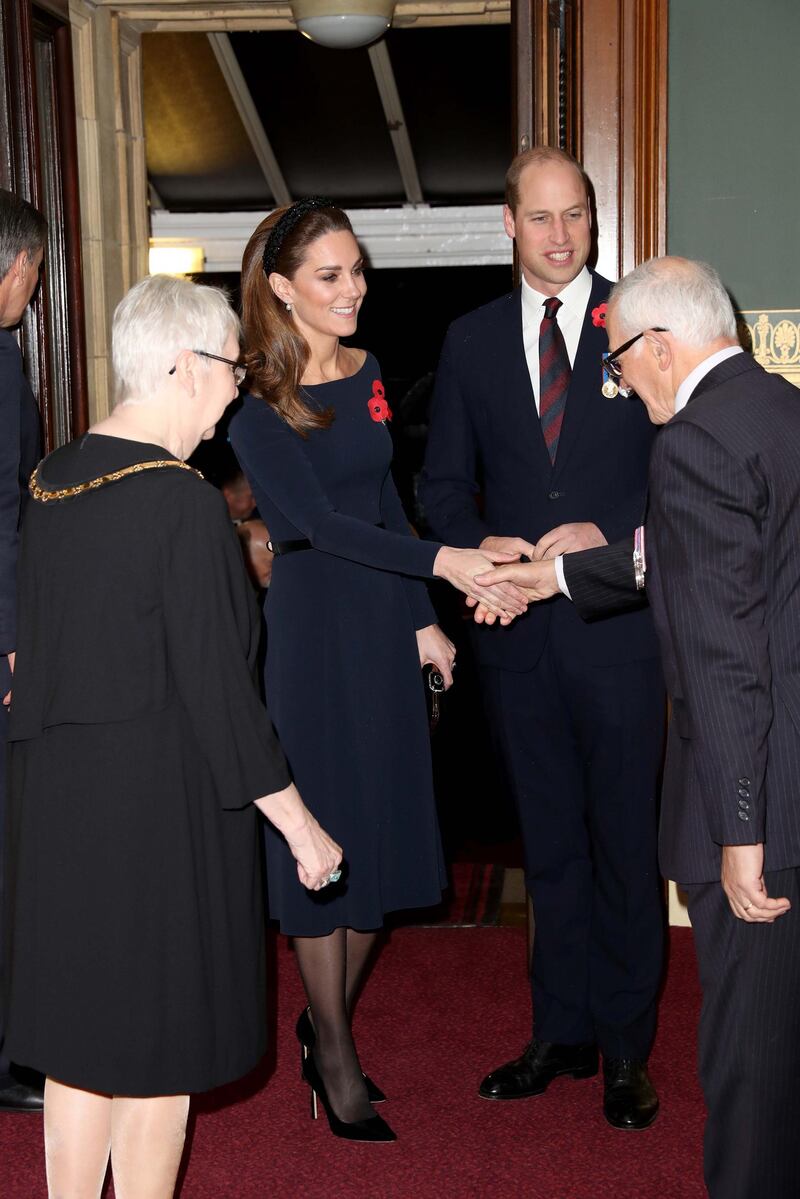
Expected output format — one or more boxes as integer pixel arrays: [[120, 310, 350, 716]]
[[602, 371, 619, 399]]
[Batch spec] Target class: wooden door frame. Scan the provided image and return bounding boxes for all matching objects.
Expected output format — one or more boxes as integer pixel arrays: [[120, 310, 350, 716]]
[[0, 0, 89, 447], [514, 0, 668, 281]]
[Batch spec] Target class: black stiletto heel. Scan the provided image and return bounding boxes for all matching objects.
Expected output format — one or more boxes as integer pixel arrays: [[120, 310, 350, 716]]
[[302, 1051, 396, 1143], [296, 1007, 387, 1103]]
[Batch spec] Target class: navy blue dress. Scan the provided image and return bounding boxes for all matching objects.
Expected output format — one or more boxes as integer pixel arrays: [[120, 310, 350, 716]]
[[230, 354, 447, 934]]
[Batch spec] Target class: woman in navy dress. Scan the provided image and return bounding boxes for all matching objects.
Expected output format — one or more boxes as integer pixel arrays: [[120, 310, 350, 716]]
[[230, 199, 526, 1142]]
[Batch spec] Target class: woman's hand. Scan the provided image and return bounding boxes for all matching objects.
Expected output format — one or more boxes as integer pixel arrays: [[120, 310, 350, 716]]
[[255, 783, 342, 891], [433, 547, 529, 620], [416, 623, 456, 689], [285, 815, 343, 892]]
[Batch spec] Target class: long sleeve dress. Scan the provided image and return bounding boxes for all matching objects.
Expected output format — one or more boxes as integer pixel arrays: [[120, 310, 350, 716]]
[[230, 353, 447, 935], [3, 434, 290, 1096]]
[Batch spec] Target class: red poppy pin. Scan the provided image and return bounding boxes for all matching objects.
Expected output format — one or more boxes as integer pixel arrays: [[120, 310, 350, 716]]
[[368, 379, 392, 424], [591, 303, 608, 328]]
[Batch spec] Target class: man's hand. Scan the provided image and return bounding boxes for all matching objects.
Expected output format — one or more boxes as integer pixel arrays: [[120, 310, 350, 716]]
[[480, 535, 535, 561], [720, 843, 791, 922], [432, 546, 529, 619], [532, 522, 607, 560], [468, 560, 560, 625]]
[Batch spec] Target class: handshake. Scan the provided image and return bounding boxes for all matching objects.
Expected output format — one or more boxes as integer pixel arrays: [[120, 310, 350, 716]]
[[432, 524, 607, 627]]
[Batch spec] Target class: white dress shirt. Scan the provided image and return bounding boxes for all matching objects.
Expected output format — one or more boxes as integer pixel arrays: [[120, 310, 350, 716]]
[[555, 343, 745, 598], [674, 345, 743, 414], [521, 266, 593, 412]]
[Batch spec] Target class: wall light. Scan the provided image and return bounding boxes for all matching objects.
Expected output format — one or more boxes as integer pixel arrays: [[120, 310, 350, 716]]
[[148, 244, 205, 276], [292, 0, 395, 49]]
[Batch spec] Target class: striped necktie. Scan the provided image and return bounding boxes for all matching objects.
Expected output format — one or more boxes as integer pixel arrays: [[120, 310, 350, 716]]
[[539, 296, 571, 463]]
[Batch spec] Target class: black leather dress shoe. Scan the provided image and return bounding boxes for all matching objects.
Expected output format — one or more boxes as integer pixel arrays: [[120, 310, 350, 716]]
[[602, 1058, 658, 1130], [479, 1039, 598, 1100], [0, 1080, 45, 1112]]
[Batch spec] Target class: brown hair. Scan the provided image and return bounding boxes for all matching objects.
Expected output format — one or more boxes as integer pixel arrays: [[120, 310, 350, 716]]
[[505, 146, 588, 213], [241, 203, 354, 436]]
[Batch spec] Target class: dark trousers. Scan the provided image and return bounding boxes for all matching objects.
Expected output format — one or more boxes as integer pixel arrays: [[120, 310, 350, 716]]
[[0, 655, 11, 1082], [685, 868, 800, 1199], [483, 644, 665, 1058]]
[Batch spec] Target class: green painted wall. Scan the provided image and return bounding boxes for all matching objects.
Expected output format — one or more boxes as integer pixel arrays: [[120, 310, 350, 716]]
[[667, 0, 800, 309]]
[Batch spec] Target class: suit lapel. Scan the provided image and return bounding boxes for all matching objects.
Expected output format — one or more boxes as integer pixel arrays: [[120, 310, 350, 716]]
[[551, 272, 610, 478]]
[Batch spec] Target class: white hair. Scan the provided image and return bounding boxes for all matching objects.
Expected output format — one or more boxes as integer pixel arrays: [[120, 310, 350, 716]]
[[609, 256, 737, 347], [112, 274, 240, 405]]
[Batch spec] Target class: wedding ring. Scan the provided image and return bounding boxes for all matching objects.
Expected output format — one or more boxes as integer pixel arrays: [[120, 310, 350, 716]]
[[328, 869, 342, 884], [743, 901, 752, 910]]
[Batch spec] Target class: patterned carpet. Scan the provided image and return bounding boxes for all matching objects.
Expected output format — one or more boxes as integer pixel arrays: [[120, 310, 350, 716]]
[[1, 926, 706, 1199]]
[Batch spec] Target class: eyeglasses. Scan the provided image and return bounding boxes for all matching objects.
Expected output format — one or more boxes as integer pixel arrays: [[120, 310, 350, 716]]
[[169, 350, 246, 386], [602, 328, 668, 382]]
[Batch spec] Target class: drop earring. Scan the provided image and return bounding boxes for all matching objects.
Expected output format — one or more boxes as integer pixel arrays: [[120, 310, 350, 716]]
[[286, 303, 293, 313]]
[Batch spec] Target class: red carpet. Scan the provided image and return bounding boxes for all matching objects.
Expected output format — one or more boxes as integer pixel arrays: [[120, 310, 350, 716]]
[[406, 861, 507, 926], [0, 927, 705, 1198]]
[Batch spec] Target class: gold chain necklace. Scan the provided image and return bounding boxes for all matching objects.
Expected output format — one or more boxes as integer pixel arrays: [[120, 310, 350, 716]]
[[29, 459, 203, 503]]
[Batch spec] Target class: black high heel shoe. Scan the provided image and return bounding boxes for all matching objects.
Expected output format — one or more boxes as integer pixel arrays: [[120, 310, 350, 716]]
[[296, 1007, 387, 1103], [302, 1050, 397, 1143]]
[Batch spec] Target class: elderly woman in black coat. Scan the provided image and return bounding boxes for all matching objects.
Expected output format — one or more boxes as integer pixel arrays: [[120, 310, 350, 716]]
[[3, 274, 341, 1199]]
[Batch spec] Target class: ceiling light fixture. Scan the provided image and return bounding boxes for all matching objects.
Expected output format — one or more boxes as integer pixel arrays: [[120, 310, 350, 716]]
[[291, 0, 395, 49]]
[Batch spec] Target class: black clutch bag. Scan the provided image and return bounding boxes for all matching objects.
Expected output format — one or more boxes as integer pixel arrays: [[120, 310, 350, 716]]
[[423, 664, 446, 733]]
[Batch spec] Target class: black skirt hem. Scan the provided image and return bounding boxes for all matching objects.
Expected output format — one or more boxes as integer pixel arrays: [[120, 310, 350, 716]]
[[269, 886, 447, 937], [5, 1042, 267, 1099]]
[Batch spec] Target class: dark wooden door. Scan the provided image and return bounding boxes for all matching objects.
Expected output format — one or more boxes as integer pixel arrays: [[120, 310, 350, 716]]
[[0, 0, 88, 450]]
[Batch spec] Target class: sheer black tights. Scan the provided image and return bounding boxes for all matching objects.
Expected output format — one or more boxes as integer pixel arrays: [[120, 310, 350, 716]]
[[293, 928, 379, 1123]]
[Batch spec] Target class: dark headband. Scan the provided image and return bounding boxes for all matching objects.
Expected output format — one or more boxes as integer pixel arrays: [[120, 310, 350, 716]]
[[262, 196, 336, 277]]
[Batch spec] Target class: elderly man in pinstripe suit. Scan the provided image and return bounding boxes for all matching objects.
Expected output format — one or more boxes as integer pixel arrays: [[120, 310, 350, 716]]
[[478, 256, 800, 1199]]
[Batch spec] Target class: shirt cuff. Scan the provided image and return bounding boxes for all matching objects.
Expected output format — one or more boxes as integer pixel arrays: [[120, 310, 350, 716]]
[[554, 554, 572, 600]]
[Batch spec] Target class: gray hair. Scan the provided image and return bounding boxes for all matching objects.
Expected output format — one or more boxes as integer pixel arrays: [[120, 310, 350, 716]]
[[609, 256, 737, 347], [0, 189, 47, 280], [112, 274, 240, 405]]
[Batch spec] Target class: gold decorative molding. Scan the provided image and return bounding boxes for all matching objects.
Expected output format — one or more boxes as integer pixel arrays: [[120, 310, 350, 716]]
[[740, 309, 800, 389]]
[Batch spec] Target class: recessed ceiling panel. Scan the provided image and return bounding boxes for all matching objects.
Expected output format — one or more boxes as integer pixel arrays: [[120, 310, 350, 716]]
[[229, 31, 405, 207], [386, 25, 510, 203], [143, 32, 273, 210]]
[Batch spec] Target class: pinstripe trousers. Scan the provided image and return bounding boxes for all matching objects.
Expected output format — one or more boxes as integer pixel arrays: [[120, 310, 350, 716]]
[[685, 868, 800, 1199]]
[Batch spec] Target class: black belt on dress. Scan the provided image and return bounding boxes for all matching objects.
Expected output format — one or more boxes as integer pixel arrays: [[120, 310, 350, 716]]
[[269, 522, 385, 556]]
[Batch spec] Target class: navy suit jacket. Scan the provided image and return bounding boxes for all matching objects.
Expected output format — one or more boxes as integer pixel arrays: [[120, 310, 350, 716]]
[[0, 329, 41, 659], [648, 354, 800, 884], [420, 272, 660, 671]]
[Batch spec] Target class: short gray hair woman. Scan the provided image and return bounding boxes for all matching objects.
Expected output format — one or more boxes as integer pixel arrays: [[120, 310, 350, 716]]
[[4, 273, 341, 1198]]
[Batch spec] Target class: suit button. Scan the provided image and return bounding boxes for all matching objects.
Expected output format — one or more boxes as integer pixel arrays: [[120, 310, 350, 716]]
[[738, 777, 751, 786], [737, 810, 750, 822], [737, 787, 750, 799], [548, 491, 560, 500], [738, 799, 750, 811]]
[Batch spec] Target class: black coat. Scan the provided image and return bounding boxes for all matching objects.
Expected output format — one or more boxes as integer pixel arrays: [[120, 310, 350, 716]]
[[0, 329, 41, 656], [648, 353, 800, 884], [4, 434, 290, 1094], [564, 353, 800, 883]]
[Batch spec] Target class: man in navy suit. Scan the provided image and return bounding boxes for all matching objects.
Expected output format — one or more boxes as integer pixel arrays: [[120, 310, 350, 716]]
[[420, 148, 665, 1129], [480, 255, 800, 1196], [0, 188, 45, 1112]]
